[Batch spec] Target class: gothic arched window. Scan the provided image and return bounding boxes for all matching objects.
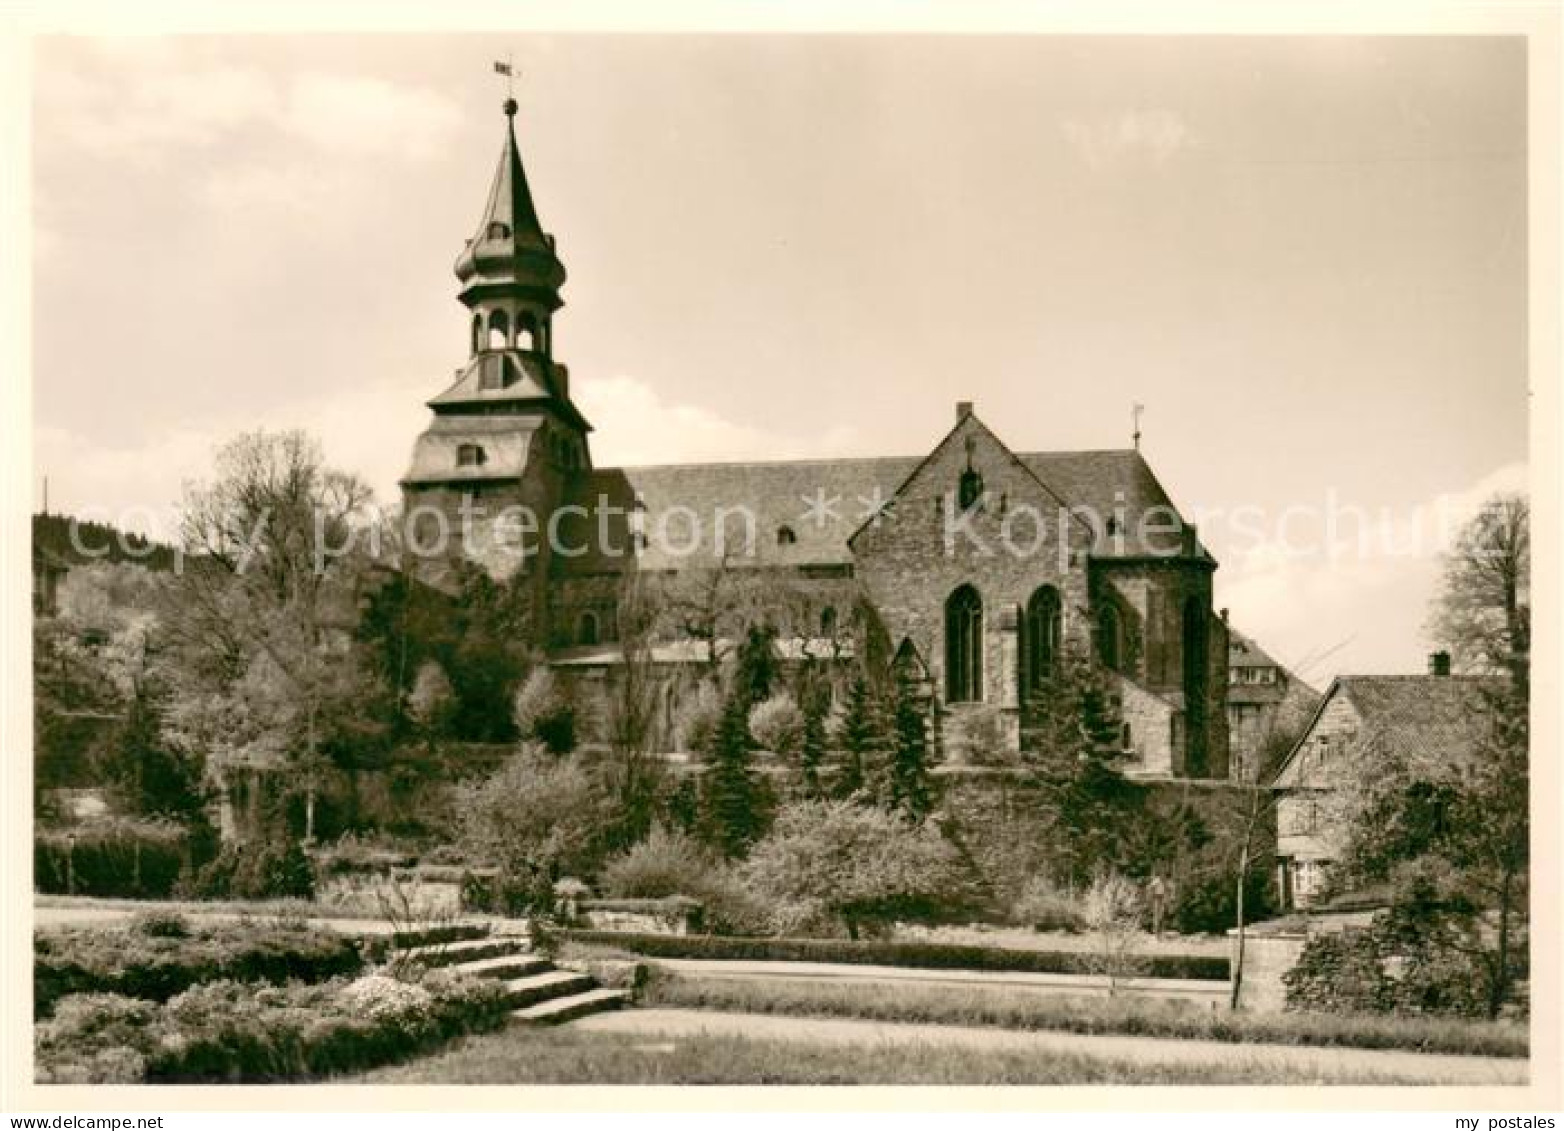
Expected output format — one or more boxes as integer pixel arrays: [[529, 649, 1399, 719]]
[[1021, 585, 1062, 700], [945, 584, 984, 703], [578, 611, 600, 647], [777, 525, 797, 546], [820, 606, 837, 638]]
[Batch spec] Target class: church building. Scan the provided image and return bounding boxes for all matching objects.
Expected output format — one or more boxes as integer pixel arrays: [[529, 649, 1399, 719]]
[[402, 97, 1232, 780]]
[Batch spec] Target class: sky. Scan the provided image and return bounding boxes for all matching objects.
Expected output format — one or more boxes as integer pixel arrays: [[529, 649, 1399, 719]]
[[31, 34, 1529, 683]]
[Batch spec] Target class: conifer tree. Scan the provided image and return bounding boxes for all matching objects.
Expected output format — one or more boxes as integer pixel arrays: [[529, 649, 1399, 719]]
[[887, 672, 937, 822], [734, 623, 780, 708], [1018, 645, 1142, 886], [798, 680, 829, 798], [702, 685, 763, 857], [833, 672, 885, 800]]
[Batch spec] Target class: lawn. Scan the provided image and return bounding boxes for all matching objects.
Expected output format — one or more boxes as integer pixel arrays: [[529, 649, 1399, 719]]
[[644, 973, 1530, 1059], [348, 1025, 1489, 1086], [893, 922, 1231, 959]]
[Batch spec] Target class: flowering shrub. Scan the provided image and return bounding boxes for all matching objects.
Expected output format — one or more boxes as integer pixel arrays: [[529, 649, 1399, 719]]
[[34, 920, 364, 1018], [598, 826, 768, 935], [748, 693, 805, 757], [339, 974, 433, 1023], [35, 967, 509, 1084]]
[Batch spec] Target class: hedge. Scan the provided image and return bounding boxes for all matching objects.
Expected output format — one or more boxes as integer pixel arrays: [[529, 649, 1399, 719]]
[[559, 930, 1231, 982], [35, 971, 511, 1084], [34, 915, 365, 1018], [35, 820, 188, 899]]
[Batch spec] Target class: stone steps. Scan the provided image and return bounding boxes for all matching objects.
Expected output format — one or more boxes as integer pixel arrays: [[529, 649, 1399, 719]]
[[396, 935, 528, 968], [389, 929, 630, 1026], [498, 969, 598, 1010], [511, 987, 632, 1026], [455, 953, 554, 981]]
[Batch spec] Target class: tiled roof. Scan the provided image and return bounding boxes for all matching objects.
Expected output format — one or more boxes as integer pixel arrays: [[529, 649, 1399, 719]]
[[1228, 628, 1282, 669], [560, 456, 914, 573], [556, 445, 1201, 574], [1017, 450, 1199, 559]]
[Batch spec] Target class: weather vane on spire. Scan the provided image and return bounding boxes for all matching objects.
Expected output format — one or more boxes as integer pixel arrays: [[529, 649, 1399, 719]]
[[494, 55, 517, 112], [1132, 403, 1144, 450]]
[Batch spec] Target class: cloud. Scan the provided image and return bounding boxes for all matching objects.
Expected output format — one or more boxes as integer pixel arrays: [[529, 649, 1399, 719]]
[[281, 73, 462, 161], [1208, 461, 1528, 681], [1060, 109, 1192, 170], [35, 368, 434, 542], [576, 374, 860, 467], [38, 45, 459, 164], [35, 372, 862, 542]]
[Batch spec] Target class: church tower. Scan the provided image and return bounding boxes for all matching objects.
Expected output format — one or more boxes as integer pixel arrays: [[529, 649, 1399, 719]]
[[401, 96, 592, 598]]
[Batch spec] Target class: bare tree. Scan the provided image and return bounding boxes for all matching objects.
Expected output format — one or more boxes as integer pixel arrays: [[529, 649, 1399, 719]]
[[1428, 492, 1529, 690], [158, 429, 379, 843]]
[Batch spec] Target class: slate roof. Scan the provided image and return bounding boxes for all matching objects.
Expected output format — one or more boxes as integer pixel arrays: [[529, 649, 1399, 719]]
[[403, 414, 545, 485], [555, 445, 1203, 575], [452, 105, 563, 291], [1340, 675, 1497, 765], [424, 352, 592, 431], [1272, 674, 1500, 787]]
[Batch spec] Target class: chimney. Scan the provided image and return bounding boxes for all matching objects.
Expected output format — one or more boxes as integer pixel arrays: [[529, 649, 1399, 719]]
[[956, 401, 973, 423], [1428, 651, 1452, 677], [1220, 607, 1229, 624]]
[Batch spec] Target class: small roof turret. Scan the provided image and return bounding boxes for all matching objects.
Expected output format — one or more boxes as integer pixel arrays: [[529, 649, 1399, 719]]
[[453, 98, 566, 310]]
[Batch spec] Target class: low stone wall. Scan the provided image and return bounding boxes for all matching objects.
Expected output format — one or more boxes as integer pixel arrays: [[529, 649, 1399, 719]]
[[315, 864, 495, 919], [1230, 908, 1377, 1012], [576, 897, 703, 936]]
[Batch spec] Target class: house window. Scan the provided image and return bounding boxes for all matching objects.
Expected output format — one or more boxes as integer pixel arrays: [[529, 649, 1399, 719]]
[[456, 444, 487, 468], [1021, 585, 1062, 702], [578, 611, 600, 647], [777, 525, 797, 546], [945, 584, 983, 703]]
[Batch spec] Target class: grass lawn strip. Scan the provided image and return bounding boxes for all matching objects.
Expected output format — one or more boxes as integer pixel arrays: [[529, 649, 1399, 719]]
[[645, 973, 1528, 1059], [560, 929, 1230, 981], [349, 1024, 1517, 1086]]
